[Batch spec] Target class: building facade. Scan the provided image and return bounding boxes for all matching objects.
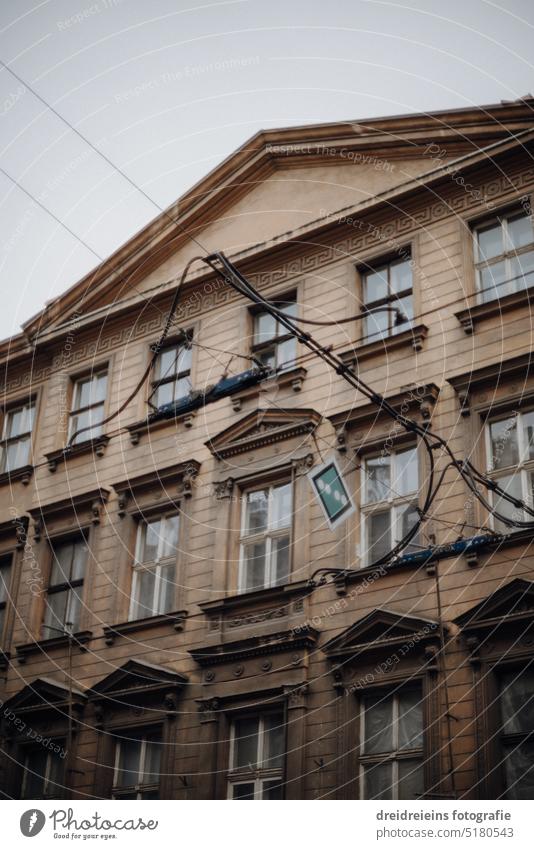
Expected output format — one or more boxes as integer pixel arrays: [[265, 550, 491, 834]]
[[1, 100, 534, 800]]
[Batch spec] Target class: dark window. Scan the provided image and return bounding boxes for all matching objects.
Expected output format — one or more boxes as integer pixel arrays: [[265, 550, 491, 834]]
[[498, 667, 534, 799], [112, 730, 162, 799], [228, 713, 285, 799], [251, 297, 297, 371], [21, 743, 66, 799], [43, 536, 88, 638], [0, 554, 12, 645]]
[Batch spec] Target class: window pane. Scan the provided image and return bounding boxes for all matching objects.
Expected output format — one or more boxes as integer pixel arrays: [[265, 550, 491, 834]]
[[65, 587, 82, 632], [5, 436, 30, 471], [390, 259, 412, 293], [507, 213, 533, 250], [157, 347, 179, 380], [143, 738, 162, 784], [74, 377, 92, 409], [174, 375, 192, 400], [242, 541, 267, 591], [262, 779, 283, 800], [272, 483, 292, 529], [502, 740, 534, 799], [367, 510, 391, 563], [263, 714, 285, 770], [257, 348, 276, 370], [398, 501, 420, 551], [272, 535, 290, 586], [245, 490, 269, 535], [158, 563, 175, 614], [364, 306, 389, 341], [47, 748, 65, 795], [43, 589, 68, 636], [493, 473, 523, 529], [0, 608, 5, 640], [479, 260, 508, 301], [93, 373, 108, 404], [523, 412, 534, 461], [363, 268, 388, 302], [391, 295, 414, 335], [132, 568, 156, 618], [478, 222, 502, 260], [490, 417, 519, 469], [398, 690, 423, 749], [141, 519, 161, 563], [232, 782, 255, 799], [366, 456, 390, 503], [500, 668, 534, 734], [116, 739, 141, 787], [363, 694, 393, 754], [23, 749, 48, 798], [176, 345, 192, 374], [510, 250, 534, 291], [395, 448, 418, 495], [254, 312, 277, 344], [71, 539, 88, 582], [7, 407, 25, 437], [50, 541, 73, 585], [160, 515, 180, 558], [153, 381, 173, 408], [398, 759, 424, 799], [234, 717, 259, 769], [276, 337, 296, 370], [0, 559, 10, 604], [364, 762, 392, 799]]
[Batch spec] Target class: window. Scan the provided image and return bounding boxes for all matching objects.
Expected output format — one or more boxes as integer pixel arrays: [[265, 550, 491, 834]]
[[486, 411, 534, 530], [43, 536, 88, 638], [0, 400, 35, 472], [498, 667, 534, 799], [361, 447, 419, 566], [474, 208, 534, 303], [252, 296, 297, 371], [361, 256, 413, 342], [151, 339, 192, 408], [129, 513, 179, 620], [228, 713, 285, 799], [359, 688, 423, 799], [239, 483, 292, 592], [0, 554, 12, 645], [112, 730, 162, 799], [21, 744, 65, 799], [69, 371, 107, 445]]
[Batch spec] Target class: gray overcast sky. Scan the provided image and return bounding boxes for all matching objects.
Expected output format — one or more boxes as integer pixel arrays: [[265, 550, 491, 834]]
[[1, 0, 533, 342]]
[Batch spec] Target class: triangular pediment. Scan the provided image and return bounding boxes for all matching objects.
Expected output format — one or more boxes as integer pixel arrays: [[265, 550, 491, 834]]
[[206, 407, 321, 459], [88, 658, 187, 700], [323, 608, 439, 658], [5, 677, 86, 713], [454, 579, 534, 631]]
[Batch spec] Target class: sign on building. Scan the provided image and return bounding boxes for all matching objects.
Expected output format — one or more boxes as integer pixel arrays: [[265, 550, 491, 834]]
[[308, 458, 355, 530]]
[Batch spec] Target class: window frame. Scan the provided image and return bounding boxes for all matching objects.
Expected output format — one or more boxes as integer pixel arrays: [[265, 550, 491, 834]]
[[238, 481, 293, 593], [129, 510, 180, 621], [0, 399, 35, 473], [68, 368, 108, 445], [484, 409, 534, 529], [111, 729, 162, 800], [359, 252, 414, 344], [358, 686, 424, 800], [473, 206, 534, 304], [42, 533, 89, 639], [250, 293, 298, 372], [150, 333, 193, 409], [0, 552, 13, 647], [20, 741, 66, 799], [227, 711, 286, 800], [494, 662, 534, 800], [360, 444, 420, 568]]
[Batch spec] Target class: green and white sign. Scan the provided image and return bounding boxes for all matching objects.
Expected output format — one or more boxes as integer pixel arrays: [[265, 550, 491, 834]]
[[308, 459, 355, 529]]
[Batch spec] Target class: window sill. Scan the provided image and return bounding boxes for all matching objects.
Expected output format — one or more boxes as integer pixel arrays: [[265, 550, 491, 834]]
[[454, 286, 534, 334], [126, 409, 197, 445], [0, 464, 33, 486], [339, 324, 428, 365], [198, 581, 312, 631], [230, 366, 308, 412], [45, 436, 110, 472], [103, 610, 188, 645], [15, 630, 93, 663]]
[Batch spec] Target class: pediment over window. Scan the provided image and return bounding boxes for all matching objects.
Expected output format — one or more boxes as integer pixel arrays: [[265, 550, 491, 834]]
[[322, 608, 439, 659], [4, 676, 86, 717], [88, 658, 188, 704], [206, 408, 322, 459], [454, 579, 534, 633]]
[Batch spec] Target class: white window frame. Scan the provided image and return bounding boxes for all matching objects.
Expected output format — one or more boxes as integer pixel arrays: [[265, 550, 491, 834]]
[[360, 446, 419, 567], [473, 208, 534, 303], [485, 410, 534, 528], [238, 482, 292, 593], [68, 369, 108, 444], [151, 336, 193, 408], [129, 512, 180, 620], [251, 295, 297, 372], [359, 689, 423, 800], [361, 253, 414, 343], [112, 732, 161, 799], [0, 400, 35, 473], [227, 713, 285, 800]]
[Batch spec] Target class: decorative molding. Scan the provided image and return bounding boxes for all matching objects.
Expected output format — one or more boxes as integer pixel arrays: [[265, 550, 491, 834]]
[[447, 353, 534, 417], [189, 627, 318, 667], [214, 477, 235, 501], [3, 676, 87, 717], [0, 464, 34, 487], [45, 436, 110, 473], [454, 286, 534, 334], [87, 658, 188, 708], [198, 581, 312, 631], [339, 324, 429, 366], [112, 460, 201, 515], [292, 452, 314, 476], [28, 488, 110, 530], [454, 578, 534, 634], [0, 515, 29, 549], [15, 631, 93, 664], [231, 367, 308, 411], [322, 608, 440, 661], [103, 610, 188, 645], [206, 407, 322, 459]]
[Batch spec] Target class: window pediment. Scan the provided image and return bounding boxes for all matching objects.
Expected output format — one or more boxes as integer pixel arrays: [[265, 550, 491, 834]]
[[454, 578, 534, 633], [206, 408, 321, 459], [4, 676, 86, 716], [88, 658, 188, 703], [322, 608, 439, 659]]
